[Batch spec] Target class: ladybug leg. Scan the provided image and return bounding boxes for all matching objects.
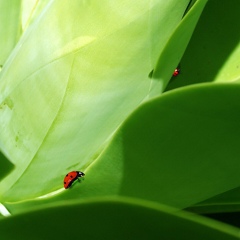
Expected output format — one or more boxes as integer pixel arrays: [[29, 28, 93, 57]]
[[79, 178, 84, 184]]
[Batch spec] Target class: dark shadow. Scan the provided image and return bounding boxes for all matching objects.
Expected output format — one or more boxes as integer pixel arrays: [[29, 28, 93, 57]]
[[0, 151, 14, 180], [204, 212, 240, 228]]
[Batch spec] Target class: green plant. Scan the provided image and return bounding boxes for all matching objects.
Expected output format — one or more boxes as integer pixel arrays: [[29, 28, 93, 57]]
[[1, 0, 240, 239]]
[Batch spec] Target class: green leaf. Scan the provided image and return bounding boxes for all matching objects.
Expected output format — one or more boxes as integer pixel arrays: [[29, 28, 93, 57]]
[[0, 0, 190, 201], [187, 187, 240, 214], [149, 0, 208, 95], [0, 0, 21, 65], [1, 197, 240, 240], [21, 0, 50, 32], [166, 0, 240, 91], [7, 82, 240, 214], [55, 83, 240, 209]]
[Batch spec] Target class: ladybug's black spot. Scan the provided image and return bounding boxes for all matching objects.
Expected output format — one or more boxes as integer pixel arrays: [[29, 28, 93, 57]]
[[70, 175, 73, 178], [64, 182, 66, 184], [66, 174, 68, 177]]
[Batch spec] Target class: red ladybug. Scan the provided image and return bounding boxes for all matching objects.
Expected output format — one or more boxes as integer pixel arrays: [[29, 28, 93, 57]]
[[173, 68, 180, 76], [63, 171, 85, 189]]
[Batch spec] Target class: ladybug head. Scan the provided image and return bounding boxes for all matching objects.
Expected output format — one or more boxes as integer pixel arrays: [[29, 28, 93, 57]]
[[77, 171, 85, 177], [173, 68, 180, 76]]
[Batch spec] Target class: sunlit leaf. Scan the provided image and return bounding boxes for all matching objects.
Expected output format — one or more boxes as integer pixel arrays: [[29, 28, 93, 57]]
[[0, 0, 191, 201]]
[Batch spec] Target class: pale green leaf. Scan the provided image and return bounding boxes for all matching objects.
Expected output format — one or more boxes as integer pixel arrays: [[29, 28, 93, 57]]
[[0, 0, 190, 201]]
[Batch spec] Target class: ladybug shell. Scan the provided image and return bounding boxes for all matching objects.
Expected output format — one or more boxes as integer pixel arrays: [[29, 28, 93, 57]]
[[63, 171, 85, 189], [173, 68, 180, 76]]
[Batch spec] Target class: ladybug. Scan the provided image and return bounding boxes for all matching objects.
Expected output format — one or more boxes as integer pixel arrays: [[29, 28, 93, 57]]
[[63, 171, 85, 189], [173, 68, 180, 76]]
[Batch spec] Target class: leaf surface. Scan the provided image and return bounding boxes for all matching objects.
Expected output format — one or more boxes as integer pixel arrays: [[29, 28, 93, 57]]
[[0, 0, 190, 201]]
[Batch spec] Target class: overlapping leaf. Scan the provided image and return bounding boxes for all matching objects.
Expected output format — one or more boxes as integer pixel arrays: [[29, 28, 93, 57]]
[[2, 197, 240, 240]]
